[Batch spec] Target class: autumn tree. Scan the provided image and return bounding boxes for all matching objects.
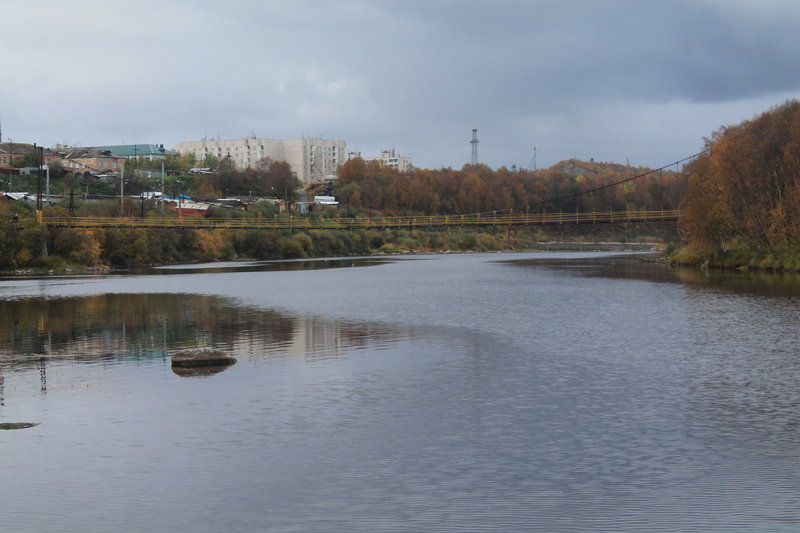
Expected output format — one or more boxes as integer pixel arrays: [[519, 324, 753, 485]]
[[678, 99, 800, 265], [335, 152, 685, 217]]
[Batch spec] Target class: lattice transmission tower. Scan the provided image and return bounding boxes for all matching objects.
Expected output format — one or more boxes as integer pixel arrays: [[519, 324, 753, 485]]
[[471, 129, 479, 164]]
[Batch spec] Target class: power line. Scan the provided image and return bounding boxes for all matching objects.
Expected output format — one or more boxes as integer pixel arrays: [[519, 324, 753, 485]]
[[531, 149, 708, 210], [458, 149, 707, 216]]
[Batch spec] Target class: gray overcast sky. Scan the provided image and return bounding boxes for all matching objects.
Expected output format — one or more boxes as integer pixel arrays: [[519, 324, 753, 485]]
[[3, 0, 800, 170]]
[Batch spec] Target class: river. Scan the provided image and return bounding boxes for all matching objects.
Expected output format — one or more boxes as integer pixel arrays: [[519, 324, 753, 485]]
[[1, 252, 799, 532]]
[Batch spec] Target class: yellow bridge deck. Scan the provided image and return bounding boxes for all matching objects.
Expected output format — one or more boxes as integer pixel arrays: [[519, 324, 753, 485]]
[[43, 209, 682, 231]]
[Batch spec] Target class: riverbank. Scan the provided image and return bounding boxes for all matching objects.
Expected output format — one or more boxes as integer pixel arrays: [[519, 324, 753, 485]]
[[667, 242, 800, 273], [530, 241, 661, 252], [3, 240, 668, 276], [1, 222, 674, 272]]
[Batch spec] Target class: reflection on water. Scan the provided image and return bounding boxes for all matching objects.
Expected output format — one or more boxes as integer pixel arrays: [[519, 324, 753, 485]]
[[0, 293, 406, 402], [505, 252, 800, 297], [145, 257, 396, 275], [171, 363, 235, 378], [0, 258, 397, 284], [2, 253, 800, 532]]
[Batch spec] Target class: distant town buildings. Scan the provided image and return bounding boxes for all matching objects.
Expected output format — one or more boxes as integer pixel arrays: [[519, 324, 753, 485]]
[[348, 149, 413, 172], [61, 147, 126, 175], [2, 136, 416, 183], [176, 136, 347, 183], [1, 143, 127, 176], [1, 143, 169, 178], [0, 142, 62, 169], [92, 144, 175, 161]]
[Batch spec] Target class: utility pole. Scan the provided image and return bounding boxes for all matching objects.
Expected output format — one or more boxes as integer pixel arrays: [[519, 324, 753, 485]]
[[471, 129, 479, 165], [161, 161, 165, 215], [120, 162, 124, 216], [6, 137, 11, 191], [35, 144, 43, 216], [37, 145, 47, 256], [45, 162, 50, 206]]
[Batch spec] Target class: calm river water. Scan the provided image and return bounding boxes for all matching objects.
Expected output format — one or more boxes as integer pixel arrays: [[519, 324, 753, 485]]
[[1, 252, 799, 532]]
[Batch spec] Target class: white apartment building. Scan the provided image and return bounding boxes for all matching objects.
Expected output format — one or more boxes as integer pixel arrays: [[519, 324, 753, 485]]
[[175, 136, 347, 183], [348, 149, 413, 172]]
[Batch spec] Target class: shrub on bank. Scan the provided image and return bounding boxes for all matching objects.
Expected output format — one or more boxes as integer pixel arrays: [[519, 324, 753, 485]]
[[243, 230, 281, 259], [280, 233, 313, 258], [668, 240, 800, 272], [1, 209, 670, 270], [668, 244, 714, 267], [49, 228, 103, 266]]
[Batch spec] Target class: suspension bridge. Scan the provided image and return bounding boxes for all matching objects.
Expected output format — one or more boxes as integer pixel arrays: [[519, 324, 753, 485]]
[[42, 208, 682, 231], [28, 148, 701, 233]]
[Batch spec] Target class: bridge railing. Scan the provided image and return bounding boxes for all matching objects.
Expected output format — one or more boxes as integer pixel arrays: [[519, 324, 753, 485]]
[[42, 209, 682, 230]]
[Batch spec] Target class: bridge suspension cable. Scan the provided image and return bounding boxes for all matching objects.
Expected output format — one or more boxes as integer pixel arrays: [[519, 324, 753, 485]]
[[532, 149, 708, 211]]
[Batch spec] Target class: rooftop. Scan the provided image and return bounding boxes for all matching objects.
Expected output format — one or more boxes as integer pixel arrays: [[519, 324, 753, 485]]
[[93, 144, 175, 157]]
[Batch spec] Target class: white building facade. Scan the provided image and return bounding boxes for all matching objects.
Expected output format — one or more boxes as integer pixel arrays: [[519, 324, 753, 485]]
[[176, 137, 347, 183], [348, 149, 413, 172]]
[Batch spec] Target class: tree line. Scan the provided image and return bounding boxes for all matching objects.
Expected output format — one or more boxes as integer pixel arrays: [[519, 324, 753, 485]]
[[674, 99, 800, 270], [1, 189, 554, 269], [334, 157, 686, 216], [10, 99, 800, 272], [1, 137, 694, 270]]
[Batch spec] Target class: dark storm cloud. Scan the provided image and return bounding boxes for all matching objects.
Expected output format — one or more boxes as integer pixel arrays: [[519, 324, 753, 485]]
[[1, 0, 799, 169], [381, 1, 800, 108]]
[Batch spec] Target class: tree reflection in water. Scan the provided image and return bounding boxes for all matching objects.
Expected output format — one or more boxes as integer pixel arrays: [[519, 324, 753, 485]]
[[0, 293, 403, 394]]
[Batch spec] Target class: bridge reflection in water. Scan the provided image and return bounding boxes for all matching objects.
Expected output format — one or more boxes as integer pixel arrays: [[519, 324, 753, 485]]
[[43, 209, 682, 230]]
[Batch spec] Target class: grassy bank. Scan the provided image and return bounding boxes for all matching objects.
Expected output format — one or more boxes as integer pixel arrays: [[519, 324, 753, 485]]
[[1, 220, 676, 271], [668, 241, 800, 272]]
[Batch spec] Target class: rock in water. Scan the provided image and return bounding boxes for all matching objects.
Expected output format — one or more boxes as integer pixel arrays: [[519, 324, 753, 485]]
[[0, 422, 39, 430], [171, 349, 237, 368], [172, 365, 234, 378]]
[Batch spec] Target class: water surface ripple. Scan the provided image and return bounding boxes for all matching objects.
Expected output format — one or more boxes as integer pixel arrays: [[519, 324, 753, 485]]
[[1, 253, 799, 532]]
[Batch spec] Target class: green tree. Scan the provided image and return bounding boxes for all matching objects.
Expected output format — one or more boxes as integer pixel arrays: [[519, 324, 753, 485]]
[[335, 182, 362, 212], [200, 154, 220, 169]]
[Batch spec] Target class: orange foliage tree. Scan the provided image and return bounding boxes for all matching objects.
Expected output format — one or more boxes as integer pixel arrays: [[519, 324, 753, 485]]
[[336, 157, 685, 217], [679, 100, 800, 258]]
